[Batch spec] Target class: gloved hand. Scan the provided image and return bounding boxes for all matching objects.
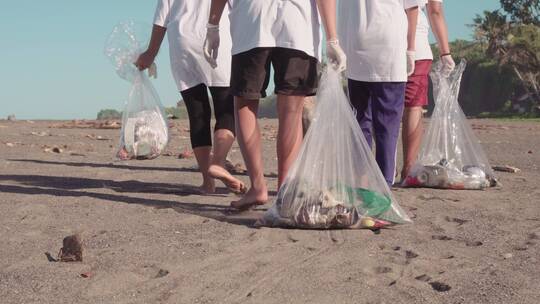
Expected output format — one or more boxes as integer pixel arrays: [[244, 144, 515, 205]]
[[148, 62, 158, 79], [327, 39, 347, 72], [203, 23, 220, 69], [440, 54, 456, 77], [407, 50, 416, 76]]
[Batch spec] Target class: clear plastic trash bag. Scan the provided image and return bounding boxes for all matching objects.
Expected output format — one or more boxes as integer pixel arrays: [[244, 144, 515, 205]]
[[402, 60, 498, 189], [258, 68, 412, 229], [104, 21, 168, 160]]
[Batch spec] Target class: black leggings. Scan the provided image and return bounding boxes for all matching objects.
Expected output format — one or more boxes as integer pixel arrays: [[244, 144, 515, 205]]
[[180, 84, 235, 148]]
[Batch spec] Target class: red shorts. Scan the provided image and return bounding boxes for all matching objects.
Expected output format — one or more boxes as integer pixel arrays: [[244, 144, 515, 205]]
[[405, 60, 433, 108]]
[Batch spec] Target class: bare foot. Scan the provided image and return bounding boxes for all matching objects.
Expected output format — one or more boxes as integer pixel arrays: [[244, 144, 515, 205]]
[[208, 164, 247, 194], [231, 188, 268, 210], [198, 179, 216, 195]]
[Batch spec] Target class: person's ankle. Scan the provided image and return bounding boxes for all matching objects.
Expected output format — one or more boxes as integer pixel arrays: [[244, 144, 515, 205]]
[[250, 182, 267, 194]]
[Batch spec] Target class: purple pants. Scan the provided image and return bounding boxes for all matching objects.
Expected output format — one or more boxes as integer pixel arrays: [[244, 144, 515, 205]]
[[348, 79, 406, 185]]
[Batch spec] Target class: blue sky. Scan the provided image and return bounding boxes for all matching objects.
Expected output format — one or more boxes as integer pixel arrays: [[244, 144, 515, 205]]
[[0, 0, 500, 120]]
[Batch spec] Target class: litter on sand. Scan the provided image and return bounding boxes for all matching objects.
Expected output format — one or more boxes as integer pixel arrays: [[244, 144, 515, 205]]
[[58, 234, 83, 262], [492, 165, 520, 173]]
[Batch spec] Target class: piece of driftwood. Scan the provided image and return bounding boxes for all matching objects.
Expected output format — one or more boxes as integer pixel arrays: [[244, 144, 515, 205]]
[[492, 165, 520, 173]]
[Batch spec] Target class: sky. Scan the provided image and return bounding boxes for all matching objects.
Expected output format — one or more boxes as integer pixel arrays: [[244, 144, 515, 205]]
[[0, 0, 501, 120]]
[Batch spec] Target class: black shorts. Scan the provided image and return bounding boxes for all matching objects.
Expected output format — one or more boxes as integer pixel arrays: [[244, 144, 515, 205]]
[[231, 47, 319, 100]]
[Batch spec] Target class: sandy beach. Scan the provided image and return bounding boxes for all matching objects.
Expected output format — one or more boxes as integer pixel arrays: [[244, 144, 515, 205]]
[[0, 118, 539, 304]]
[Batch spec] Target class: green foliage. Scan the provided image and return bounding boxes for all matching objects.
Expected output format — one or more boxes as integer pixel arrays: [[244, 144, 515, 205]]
[[500, 0, 539, 25], [96, 109, 121, 120], [471, 0, 540, 114], [428, 40, 519, 116]]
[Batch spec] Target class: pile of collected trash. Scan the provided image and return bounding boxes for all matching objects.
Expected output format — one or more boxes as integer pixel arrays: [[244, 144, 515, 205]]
[[263, 179, 393, 229], [405, 159, 496, 190], [402, 60, 497, 190], [258, 67, 411, 229], [104, 21, 169, 160], [116, 108, 168, 160]]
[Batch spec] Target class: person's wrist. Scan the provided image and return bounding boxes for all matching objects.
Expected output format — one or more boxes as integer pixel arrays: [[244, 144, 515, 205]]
[[146, 48, 159, 58], [207, 23, 219, 31], [440, 52, 451, 58], [327, 38, 339, 45]]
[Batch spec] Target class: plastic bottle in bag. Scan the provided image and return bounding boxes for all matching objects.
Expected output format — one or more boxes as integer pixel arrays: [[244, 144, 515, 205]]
[[258, 67, 412, 229], [104, 21, 169, 160]]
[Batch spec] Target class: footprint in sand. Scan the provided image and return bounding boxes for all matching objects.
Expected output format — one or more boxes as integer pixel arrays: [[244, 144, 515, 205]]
[[414, 273, 452, 292], [444, 216, 469, 226], [405, 250, 419, 259], [415, 274, 432, 282], [432, 235, 454, 241], [429, 281, 452, 292], [287, 234, 299, 243], [465, 240, 483, 247], [374, 266, 393, 274]]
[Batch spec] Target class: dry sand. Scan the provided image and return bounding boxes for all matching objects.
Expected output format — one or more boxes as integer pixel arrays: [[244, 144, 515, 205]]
[[0, 119, 539, 304]]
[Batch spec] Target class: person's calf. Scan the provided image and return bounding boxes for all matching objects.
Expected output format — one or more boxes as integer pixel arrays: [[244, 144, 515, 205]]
[[234, 96, 267, 194], [277, 95, 304, 187], [193, 146, 216, 194]]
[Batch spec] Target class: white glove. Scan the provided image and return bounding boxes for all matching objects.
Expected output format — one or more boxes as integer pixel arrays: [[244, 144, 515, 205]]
[[407, 50, 416, 76], [326, 39, 347, 72], [441, 54, 456, 77], [203, 23, 220, 69], [148, 62, 157, 79]]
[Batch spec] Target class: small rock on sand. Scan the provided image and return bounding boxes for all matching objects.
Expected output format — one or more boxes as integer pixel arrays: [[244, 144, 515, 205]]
[[155, 269, 169, 278]]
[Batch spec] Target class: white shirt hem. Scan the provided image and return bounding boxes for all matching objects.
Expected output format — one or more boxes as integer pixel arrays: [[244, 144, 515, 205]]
[[177, 80, 231, 92], [232, 42, 319, 60], [347, 72, 407, 83]]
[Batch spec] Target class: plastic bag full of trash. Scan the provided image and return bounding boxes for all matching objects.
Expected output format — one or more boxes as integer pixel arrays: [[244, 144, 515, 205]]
[[257, 67, 412, 229], [402, 60, 498, 189], [104, 21, 168, 160]]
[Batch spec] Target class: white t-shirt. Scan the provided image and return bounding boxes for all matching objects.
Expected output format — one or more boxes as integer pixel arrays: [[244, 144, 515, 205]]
[[227, 0, 322, 59], [153, 0, 232, 92], [415, 0, 443, 60], [339, 0, 419, 82]]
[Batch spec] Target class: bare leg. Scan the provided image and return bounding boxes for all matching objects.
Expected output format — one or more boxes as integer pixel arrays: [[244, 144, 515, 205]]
[[231, 97, 268, 209], [208, 129, 246, 194], [193, 146, 215, 194], [277, 94, 305, 187], [401, 106, 424, 180]]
